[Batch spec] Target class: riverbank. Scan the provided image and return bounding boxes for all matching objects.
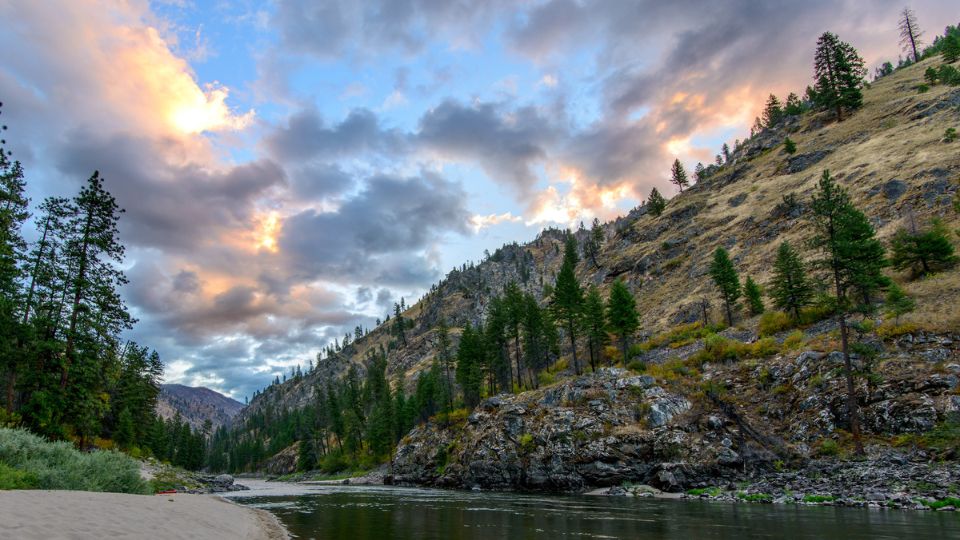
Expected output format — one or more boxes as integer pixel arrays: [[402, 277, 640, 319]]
[[0, 490, 288, 539]]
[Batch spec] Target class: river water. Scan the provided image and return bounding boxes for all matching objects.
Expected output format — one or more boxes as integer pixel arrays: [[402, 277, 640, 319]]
[[222, 480, 960, 539]]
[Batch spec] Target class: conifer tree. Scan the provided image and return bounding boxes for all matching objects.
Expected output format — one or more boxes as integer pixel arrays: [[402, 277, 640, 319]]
[[783, 137, 797, 155], [584, 218, 604, 268], [435, 319, 454, 413], [583, 286, 608, 369], [884, 282, 915, 325], [744, 276, 764, 316], [709, 247, 741, 326], [552, 233, 583, 375], [393, 302, 407, 347], [898, 7, 924, 63], [647, 187, 667, 217], [890, 218, 958, 278], [606, 279, 639, 363], [769, 241, 813, 320], [813, 32, 866, 121], [721, 143, 731, 163], [784, 92, 804, 115], [762, 94, 783, 128], [943, 33, 960, 63], [456, 323, 484, 408], [809, 169, 887, 454], [670, 159, 690, 192]]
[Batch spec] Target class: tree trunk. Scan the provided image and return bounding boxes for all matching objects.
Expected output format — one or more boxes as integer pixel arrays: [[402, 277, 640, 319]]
[[725, 299, 734, 327], [62, 211, 93, 389], [839, 314, 863, 454], [513, 333, 522, 391], [567, 321, 580, 375]]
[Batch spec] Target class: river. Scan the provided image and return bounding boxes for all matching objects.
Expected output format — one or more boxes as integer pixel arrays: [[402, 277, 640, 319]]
[[222, 480, 960, 539]]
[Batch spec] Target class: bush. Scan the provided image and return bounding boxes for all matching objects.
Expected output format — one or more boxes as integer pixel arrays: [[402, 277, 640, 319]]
[[817, 438, 840, 457], [319, 450, 349, 474], [916, 83, 930, 93], [759, 311, 793, 336], [783, 330, 805, 350], [626, 360, 647, 373], [945, 128, 958, 142], [519, 433, 536, 454], [0, 428, 149, 494], [0, 462, 38, 489]]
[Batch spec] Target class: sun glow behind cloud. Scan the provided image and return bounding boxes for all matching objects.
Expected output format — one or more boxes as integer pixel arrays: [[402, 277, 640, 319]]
[[170, 83, 255, 134]]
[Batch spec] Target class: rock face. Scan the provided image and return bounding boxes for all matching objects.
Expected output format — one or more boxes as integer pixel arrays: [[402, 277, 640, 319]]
[[394, 335, 960, 494], [156, 384, 244, 432]]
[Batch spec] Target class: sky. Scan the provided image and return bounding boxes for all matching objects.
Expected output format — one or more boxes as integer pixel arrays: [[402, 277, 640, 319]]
[[0, 0, 955, 400]]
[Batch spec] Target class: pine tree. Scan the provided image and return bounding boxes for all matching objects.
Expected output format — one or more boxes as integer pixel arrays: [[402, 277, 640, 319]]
[[721, 143, 731, 163], [890, 218, 958, 278], [762, 94, 783, 128], [784, 92, 805, 115], [456, 323, 484, 408], [435, 319, 454, 413], [783, 137, 797, 155], [647, 187, 667, 217], [769, 241, 813, 320], [898, 7, 924, 63], [809, 169, 887, 455], [744, 276, 764, 316], [552, 233, 583, 375], [393, 302, 407, 347], [884, 282, 915, 325], [583, 286, 608, 369], [709, 247, 741, 327], [670, 159, 690, 192], [943, 34, 960, 63], [813, 32, 866, 121], [606, 279, 639, 363], [584, 218, 604, 268]]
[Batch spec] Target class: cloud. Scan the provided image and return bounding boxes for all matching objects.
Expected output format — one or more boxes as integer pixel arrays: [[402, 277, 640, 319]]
[[264, 107, 407, 162], [417, 100, 557, 200], [279, 171, 471, 286]]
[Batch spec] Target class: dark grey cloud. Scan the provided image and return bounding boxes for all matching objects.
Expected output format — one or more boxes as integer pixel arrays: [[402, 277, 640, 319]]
[[280, 171, 470, 286], [265, 107, 406, 162], [289, 162, 355, 199], [55, 131, 285, 253], [273, 0, 515, 59], [417, 100, 557, 199]]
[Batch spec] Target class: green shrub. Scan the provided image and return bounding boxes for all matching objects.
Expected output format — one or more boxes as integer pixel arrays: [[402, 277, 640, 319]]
[[938, 65, 960, 86], [802, 494, 836, 503], [688, 486, 721, 496], [916, 83, 930, 93], [519, 433, 536, 454], [922, 497, 960, 510], [736, 492, 773, 503], [626, 360, 647, 373], [759, 311, 793, 336], [945, 128, 958, 143], [0, 462, 38, 489], [319, 450, 349, 474], [817, 438, 840, 457], [783, 330, 805, 350], [0, 428, 148, 494]]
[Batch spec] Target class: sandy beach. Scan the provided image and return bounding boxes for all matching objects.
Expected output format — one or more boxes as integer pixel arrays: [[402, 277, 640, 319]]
[[0, 490, 288, 540]]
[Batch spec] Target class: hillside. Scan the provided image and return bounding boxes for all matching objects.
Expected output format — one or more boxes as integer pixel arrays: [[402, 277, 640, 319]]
[[156, 384, 244, 432], [224, 55, 960, 493]]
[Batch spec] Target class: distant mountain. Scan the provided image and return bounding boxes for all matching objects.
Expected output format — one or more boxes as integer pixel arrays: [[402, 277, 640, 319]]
[[156, 384, 244, 432]]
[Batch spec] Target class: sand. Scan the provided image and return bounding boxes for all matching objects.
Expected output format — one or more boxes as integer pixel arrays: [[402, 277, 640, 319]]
[[0, 490, 288, 540]]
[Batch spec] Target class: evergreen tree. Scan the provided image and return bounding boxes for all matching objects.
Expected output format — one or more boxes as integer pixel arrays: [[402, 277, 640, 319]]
[[721, 143, 731, 163], [647, 187, 667, 217], [606, 279, 639, 363], [783, 137, 797, 155], [583, 286, 608, 369], [583, 218, 604, 268], [435, 319, 454, 413], [898, 7, 924, 63], [551, 233, 584, 375], [393, 302, 407, 347], [890, 218, 958, 278], [744, 276, 764, 316], [769, 241, 813, 319], [784, 92, 805, 115], [670, 159, 690, 192], [762, 94, 783, 128], [456, 323, 484, 408], [709, 247, 741, 326], [809, 169, 887, 454], [884, 282, 915, 325], [813, 32, 866, 121], [943, 33, 960, 63]]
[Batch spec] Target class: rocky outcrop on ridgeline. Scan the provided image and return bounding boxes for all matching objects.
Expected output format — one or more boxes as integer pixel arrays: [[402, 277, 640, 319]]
[[393, 332, 960, 502]]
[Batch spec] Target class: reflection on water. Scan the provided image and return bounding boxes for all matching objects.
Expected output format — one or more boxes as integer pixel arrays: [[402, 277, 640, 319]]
[[224, 480, 960, 540]]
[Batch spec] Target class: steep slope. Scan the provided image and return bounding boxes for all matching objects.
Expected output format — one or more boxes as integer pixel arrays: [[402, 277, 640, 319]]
[[232, 56, 960, 486], [156, 384, 244, 432]]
